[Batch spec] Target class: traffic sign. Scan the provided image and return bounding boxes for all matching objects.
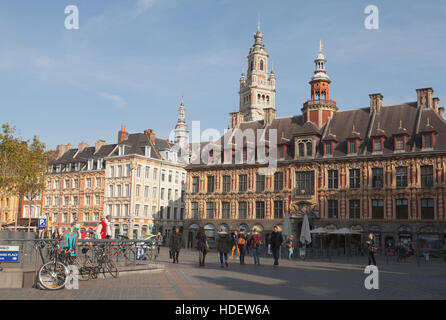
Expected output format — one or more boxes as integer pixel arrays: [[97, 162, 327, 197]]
[[38, 217, 47, 229], [0, 246, 19, 262]]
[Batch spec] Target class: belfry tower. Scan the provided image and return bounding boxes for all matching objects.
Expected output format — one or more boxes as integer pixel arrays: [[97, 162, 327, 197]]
[[239, 22, 276, 122], [302, 41, 337, 128], [174, 97, 189, 153]]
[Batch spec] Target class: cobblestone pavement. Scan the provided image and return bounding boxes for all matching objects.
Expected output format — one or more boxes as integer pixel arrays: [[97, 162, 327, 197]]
[[0, 249, 445, 300]]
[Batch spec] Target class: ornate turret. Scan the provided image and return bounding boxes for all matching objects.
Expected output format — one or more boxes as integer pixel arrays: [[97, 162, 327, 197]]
[[174, 97, 189, 150], [302, 41, 337, 128], [238, 21, 277, 122]]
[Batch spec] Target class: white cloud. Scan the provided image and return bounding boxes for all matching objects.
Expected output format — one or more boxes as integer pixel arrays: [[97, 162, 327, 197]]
[[98, 92, 128, 109]]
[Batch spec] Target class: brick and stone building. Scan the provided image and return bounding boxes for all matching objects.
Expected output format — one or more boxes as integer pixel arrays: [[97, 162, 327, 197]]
[[184, 27, 446, 253], [44, 100, 189, 239]]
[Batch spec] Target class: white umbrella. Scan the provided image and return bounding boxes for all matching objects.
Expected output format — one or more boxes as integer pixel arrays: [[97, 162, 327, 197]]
[[300, 214, 312, 245], [310, 227, 327, 234], [282, 211, 292, 239], [328, 228, 360, 255], [329, 227, 360, 235], [310, 227, 326, 251]]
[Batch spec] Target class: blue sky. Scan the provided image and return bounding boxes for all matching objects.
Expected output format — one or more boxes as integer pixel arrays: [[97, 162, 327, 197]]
[[1, 0, 445, 149]]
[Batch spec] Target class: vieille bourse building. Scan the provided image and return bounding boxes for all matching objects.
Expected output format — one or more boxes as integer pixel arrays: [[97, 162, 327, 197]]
[[184, 27, 446, 253]]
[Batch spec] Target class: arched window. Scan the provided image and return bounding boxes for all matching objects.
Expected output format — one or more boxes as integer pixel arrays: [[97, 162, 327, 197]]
[[306, 142, 312, 156], [299, 143, 305, 157], [260, 59, 264, 71], [250, 60, 253, 71]]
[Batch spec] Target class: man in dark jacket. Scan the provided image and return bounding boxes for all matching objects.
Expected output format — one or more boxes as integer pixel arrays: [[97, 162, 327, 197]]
[[270, 226, 283, 266], [216, 229, 232, 268], [169, 227, 182, 263]]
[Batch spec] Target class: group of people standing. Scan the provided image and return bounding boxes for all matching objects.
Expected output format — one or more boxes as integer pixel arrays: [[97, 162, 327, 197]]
[[166, 225, 287, 268]]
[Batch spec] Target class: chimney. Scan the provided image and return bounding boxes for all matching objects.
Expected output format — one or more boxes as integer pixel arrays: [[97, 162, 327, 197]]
[[78, 141, 89, 153], [369, 93, 383, 113], [416, 88, 433, 109], [144, 129, 156, 144], [229, 112, 244, 129], [433, 97, 440, 112], [118, 126, 129, 144], [54, 143, 72, 159], [263, 107, 276, 126], [94, 140, 106, 153], [439, 107, 444, 118]]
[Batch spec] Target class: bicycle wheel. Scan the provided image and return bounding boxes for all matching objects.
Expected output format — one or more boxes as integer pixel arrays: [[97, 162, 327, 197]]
[[105, 259, 119, 278], [124, 247, 136, 264], [38, 261, 69, 290], [145, 247, 153, 261]]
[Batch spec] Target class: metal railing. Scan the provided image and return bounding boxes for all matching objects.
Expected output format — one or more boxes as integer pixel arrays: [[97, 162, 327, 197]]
[[0, 238, 160, 268]]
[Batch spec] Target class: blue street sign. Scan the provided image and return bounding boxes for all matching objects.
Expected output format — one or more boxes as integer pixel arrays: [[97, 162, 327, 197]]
[[0, 246, 19, 262], [38, 218, 47, 229], [136, 247, 147, 261]]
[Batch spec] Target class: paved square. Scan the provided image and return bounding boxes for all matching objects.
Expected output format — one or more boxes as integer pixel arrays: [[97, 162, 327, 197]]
[[0, 249, 445, 300]]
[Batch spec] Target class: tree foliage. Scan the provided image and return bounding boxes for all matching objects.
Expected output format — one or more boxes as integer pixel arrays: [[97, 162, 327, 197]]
[[0, 123, 49, 230]]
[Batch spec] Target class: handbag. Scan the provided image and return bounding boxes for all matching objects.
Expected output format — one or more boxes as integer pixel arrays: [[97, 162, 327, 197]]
[[205, 241, 210, 253]]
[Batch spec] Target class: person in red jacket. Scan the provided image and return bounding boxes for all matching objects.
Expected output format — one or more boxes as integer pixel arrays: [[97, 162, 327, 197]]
[[251, 227, 262, 265], [96, 215, 112, 239]]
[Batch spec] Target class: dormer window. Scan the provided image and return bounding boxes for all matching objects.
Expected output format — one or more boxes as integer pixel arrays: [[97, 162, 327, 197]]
[[373, 137, 383, 152], [277, 145, 286, 159], [348, 139, 358, 154], [324, 142, 333, 155], [306, 142, 312, 156], [299, 143, 305, 157], [87, 159, 94, 170], [75, 162, 81, 171], [295, 139, 314, 158], [97, 159, 104, 170], [118, 145, 126, 156], [56, 164, 62, 172], [145, 146, 151, 157], [66, 164, 71, 172], [394, 135, 405, 151], [422, 133, 433, 149]]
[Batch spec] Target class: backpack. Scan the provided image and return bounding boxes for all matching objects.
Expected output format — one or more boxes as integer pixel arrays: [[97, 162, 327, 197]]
[[238, 236, 246, 247]]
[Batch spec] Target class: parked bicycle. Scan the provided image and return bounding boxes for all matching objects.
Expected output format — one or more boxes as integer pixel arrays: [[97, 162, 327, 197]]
[[77, 245, 119, 281], [36, 240, 70, 290]]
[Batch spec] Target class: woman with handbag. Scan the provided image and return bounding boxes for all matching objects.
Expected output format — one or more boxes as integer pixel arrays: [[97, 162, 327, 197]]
[[251, 228, 262, 265], [196, 227, 208, 267], [366, 233, 377, 266]]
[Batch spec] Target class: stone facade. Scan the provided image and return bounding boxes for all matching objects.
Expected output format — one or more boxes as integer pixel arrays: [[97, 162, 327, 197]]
[[183, 28, 446, 253]]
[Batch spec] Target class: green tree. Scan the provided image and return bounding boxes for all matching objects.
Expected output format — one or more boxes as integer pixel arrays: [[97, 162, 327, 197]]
[[0, 124, 22, 229], [14, 135, 49, 231]]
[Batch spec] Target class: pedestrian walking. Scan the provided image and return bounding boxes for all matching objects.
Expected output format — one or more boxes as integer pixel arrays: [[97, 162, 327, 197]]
[[238, 230, 247, 265], [285, 235, 294, 260], [231, 231, 240, 259], [196, 227, 208, 267], [169, 227, 182, 263], [251, 228, 262, 265], [52, 227, 61, 240], [366, 233, 377, 266], [155, 232, 163, 255], [96, 215, 112, 239], [61, 224, 79, 257], [216, 228, 232, 268], [270, 226, 283, 266], [246, 232, 252, 256]]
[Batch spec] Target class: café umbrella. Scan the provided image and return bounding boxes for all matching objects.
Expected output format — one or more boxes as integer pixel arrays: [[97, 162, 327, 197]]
[[310, 227, 327, 250], [282, 211, 292, 239], [300, 214, 312, 245], [328, 228, 360, 255]]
